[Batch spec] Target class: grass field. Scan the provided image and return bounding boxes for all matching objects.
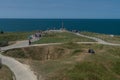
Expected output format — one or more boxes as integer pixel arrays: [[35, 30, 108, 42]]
[[0, 31, 35, 46], [3, 43, 120, 80], [0, 31, 34, 42], [0, 65, 13, 80], [33, 32, 95, 44], [80, 31, 120, 44]]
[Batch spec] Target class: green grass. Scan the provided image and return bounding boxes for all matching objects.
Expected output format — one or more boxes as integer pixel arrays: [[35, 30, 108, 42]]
[[0, 31, 35, 46], [112, 61, 120, 75], [46, 44, 120, 80], [0, 31, 34, 42], [65, 62, 119, 80], [0, 65, 14, 80], [80, 31, 120, 44], [33, 32, 95, 44]]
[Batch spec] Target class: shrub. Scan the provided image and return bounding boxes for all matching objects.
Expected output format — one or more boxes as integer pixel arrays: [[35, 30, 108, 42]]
[[0, 41, 8, 47]]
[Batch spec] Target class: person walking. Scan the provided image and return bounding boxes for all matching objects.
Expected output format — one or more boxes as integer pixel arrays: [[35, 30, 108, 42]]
[[29, 39, 31, 45]]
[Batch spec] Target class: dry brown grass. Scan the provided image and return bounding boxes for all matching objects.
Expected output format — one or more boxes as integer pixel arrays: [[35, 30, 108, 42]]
[[0, 65, 13, 80], [3, 45, 73, 61]]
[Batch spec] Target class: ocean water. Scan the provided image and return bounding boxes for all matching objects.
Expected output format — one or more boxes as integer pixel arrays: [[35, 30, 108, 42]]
[[0, 19, 120, 35]]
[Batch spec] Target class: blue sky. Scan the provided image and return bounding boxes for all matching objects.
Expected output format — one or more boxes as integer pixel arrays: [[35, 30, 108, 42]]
[[0, 0, 120, 18]]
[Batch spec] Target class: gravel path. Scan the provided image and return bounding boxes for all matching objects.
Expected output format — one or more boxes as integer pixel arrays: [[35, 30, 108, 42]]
[[1, 40, 29, 51], [0, 40, 38, 80], [1, 32, 120, 51], [75, 33, 120, 46], [0, 54, 37, 80]]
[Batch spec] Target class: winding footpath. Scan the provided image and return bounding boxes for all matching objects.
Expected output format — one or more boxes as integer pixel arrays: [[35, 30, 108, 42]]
[[0, 41, 38, 80], [0, 54, 37, 80], [75, 33, 120, 46], [0, 32, 120, 80]]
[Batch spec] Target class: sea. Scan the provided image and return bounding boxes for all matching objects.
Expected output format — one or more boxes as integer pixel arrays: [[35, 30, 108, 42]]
[[0, 19, 120, 35]]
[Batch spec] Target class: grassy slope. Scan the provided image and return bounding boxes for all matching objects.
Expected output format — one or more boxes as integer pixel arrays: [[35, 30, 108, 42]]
[[80, 31, 120, 44], [3, 43, 120, 80], [63, 45, 120, 80], [0, 32, 34, 41], [33, 32, 95, 44], [0, 65, 13, 80]]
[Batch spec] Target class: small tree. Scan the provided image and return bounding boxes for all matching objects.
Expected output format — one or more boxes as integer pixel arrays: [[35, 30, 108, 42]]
[[0, 30, 4, 34], [0, 41, 8, 47]]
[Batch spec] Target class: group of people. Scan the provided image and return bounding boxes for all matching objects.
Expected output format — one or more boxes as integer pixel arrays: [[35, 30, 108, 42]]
[[28, 31, 42, 45]]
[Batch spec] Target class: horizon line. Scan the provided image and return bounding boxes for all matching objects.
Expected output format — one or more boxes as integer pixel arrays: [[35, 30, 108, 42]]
[[0, 18, 120, 19]]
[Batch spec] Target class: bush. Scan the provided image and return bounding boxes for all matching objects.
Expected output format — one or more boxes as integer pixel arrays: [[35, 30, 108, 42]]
[[0, 41, 8, 47], [0, 58, 2, 69], [0, 30, 4, 34]]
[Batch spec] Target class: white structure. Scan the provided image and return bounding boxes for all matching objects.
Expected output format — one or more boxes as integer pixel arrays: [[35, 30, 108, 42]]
[[110, 35, 114, 37]]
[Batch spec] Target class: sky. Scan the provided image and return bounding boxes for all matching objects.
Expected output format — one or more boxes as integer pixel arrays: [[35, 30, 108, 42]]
[[0, 0, 120, 19]]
